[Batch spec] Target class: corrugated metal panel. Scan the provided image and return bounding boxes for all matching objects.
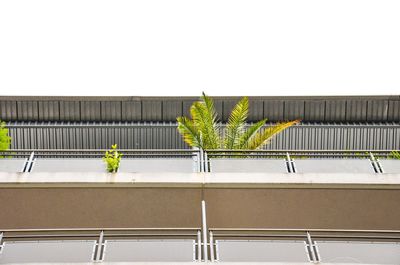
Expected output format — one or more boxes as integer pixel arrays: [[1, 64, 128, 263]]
[[142, 100, 162, 121], [121, 101, 141, 121], [263, 100, 284, 121], [38, 101, 60, 121], [5, 122, 400, 150], [221, 98, 265, 122], [182, 99, 196, 118], [101, 101, 122, 121], [17, 101, 39, 121], [213, 99, 224, 121], [367, 100, 389, 122], [346, 100, 368, 122], [304, 100, 325, 122], [162, 100, 183, 120], [325, 100, 346, 122], [284, 100, 304, 120], [248, 99, 264, 121], [81, 101, 101, 121], [59, 101, 81, 121], [0, 101, 18, 121], [222, 99, 237, 121], [388, 100, 400, 122], [1, 96, 399, 123]]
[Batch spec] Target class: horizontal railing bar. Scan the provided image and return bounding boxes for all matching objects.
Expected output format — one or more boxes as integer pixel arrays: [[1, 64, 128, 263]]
[[209, 228, 400, 233], [0, 227, 200, 232], [0, 149, 397, 159], [4, 228, 400, 234], [4, 234, 199, 240], [0, 149, 198, 153], [211, 234, 400, 241], [205, 150, 397, 153], [30, 154, 195, 158], [0, 149, 397, 153], [6, 122, 400, 129]]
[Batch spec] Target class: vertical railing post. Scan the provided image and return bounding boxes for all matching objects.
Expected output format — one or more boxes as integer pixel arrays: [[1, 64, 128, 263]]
[[209, 231, 214, 262], [197, 230, 202, 261], [204, 151, 209, 172], [194, 148, 201, 173], [0, 232, 4, 254], [199, 148, 204, 173]]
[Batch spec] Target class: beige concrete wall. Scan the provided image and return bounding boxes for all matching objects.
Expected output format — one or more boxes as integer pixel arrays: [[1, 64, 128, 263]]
[[1, 185, 400, 230], [0, 188, 202, 229], [205, 188, 400, 230]]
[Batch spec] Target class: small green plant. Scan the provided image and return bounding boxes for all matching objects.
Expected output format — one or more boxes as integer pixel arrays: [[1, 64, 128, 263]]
[[103, 144, 122, 173], [0, 120, 11, 157]]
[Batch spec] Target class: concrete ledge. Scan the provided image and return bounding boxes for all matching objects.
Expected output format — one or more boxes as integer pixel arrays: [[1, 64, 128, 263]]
[[3, 261, 379, 265], [1, 172, 400, 189]]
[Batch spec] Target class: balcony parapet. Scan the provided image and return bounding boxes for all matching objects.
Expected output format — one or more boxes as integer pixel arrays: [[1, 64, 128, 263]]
[[1, 172, 400, 189], [1, 149, 399, 173]]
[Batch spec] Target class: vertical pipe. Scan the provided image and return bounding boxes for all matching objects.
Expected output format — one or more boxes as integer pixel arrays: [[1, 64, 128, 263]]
[[197, 230, 202, 261], [201, 200, 208, 261], [209, 231, 214, 262]]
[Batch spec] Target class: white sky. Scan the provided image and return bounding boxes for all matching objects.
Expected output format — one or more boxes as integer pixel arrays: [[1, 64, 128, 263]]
[[0, 0, 399, 96]]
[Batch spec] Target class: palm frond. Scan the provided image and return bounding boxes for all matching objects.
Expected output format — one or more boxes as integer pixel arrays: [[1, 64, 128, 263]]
[[177, 116, 202, 148], [247, 120, 300, 150], [201, 92, 218, 126], [236, 118, 267, 149], [225, 97, 249, 149], [176, 93, 298, 152], [190, 93, 221, 149]]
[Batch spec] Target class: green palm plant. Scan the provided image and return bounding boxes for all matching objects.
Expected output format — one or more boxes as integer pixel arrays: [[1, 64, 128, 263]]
[[0, 120, 11, 151], [177, 93, 299, 150]]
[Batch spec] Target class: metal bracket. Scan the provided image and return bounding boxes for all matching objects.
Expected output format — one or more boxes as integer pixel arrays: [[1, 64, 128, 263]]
[[306, 232, 320, 263], [22, 151, 35, 172], [285, 152, 296, 173], [92, 231, 106, 262], [369, 152, 384, 173]]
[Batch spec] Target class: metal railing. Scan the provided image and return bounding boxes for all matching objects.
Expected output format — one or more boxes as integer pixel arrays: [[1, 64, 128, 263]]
[[0, 228, 202, 262], [208, 228, 400, 263], [2, 227, 400, 263], [6, 121, 400, 150]]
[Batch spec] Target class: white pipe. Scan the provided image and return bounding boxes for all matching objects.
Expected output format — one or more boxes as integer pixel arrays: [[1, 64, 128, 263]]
[[201, 200, 208, 261]]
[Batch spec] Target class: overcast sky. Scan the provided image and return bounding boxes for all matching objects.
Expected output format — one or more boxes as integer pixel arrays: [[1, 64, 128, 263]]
[[0, 0, 399, 96]]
